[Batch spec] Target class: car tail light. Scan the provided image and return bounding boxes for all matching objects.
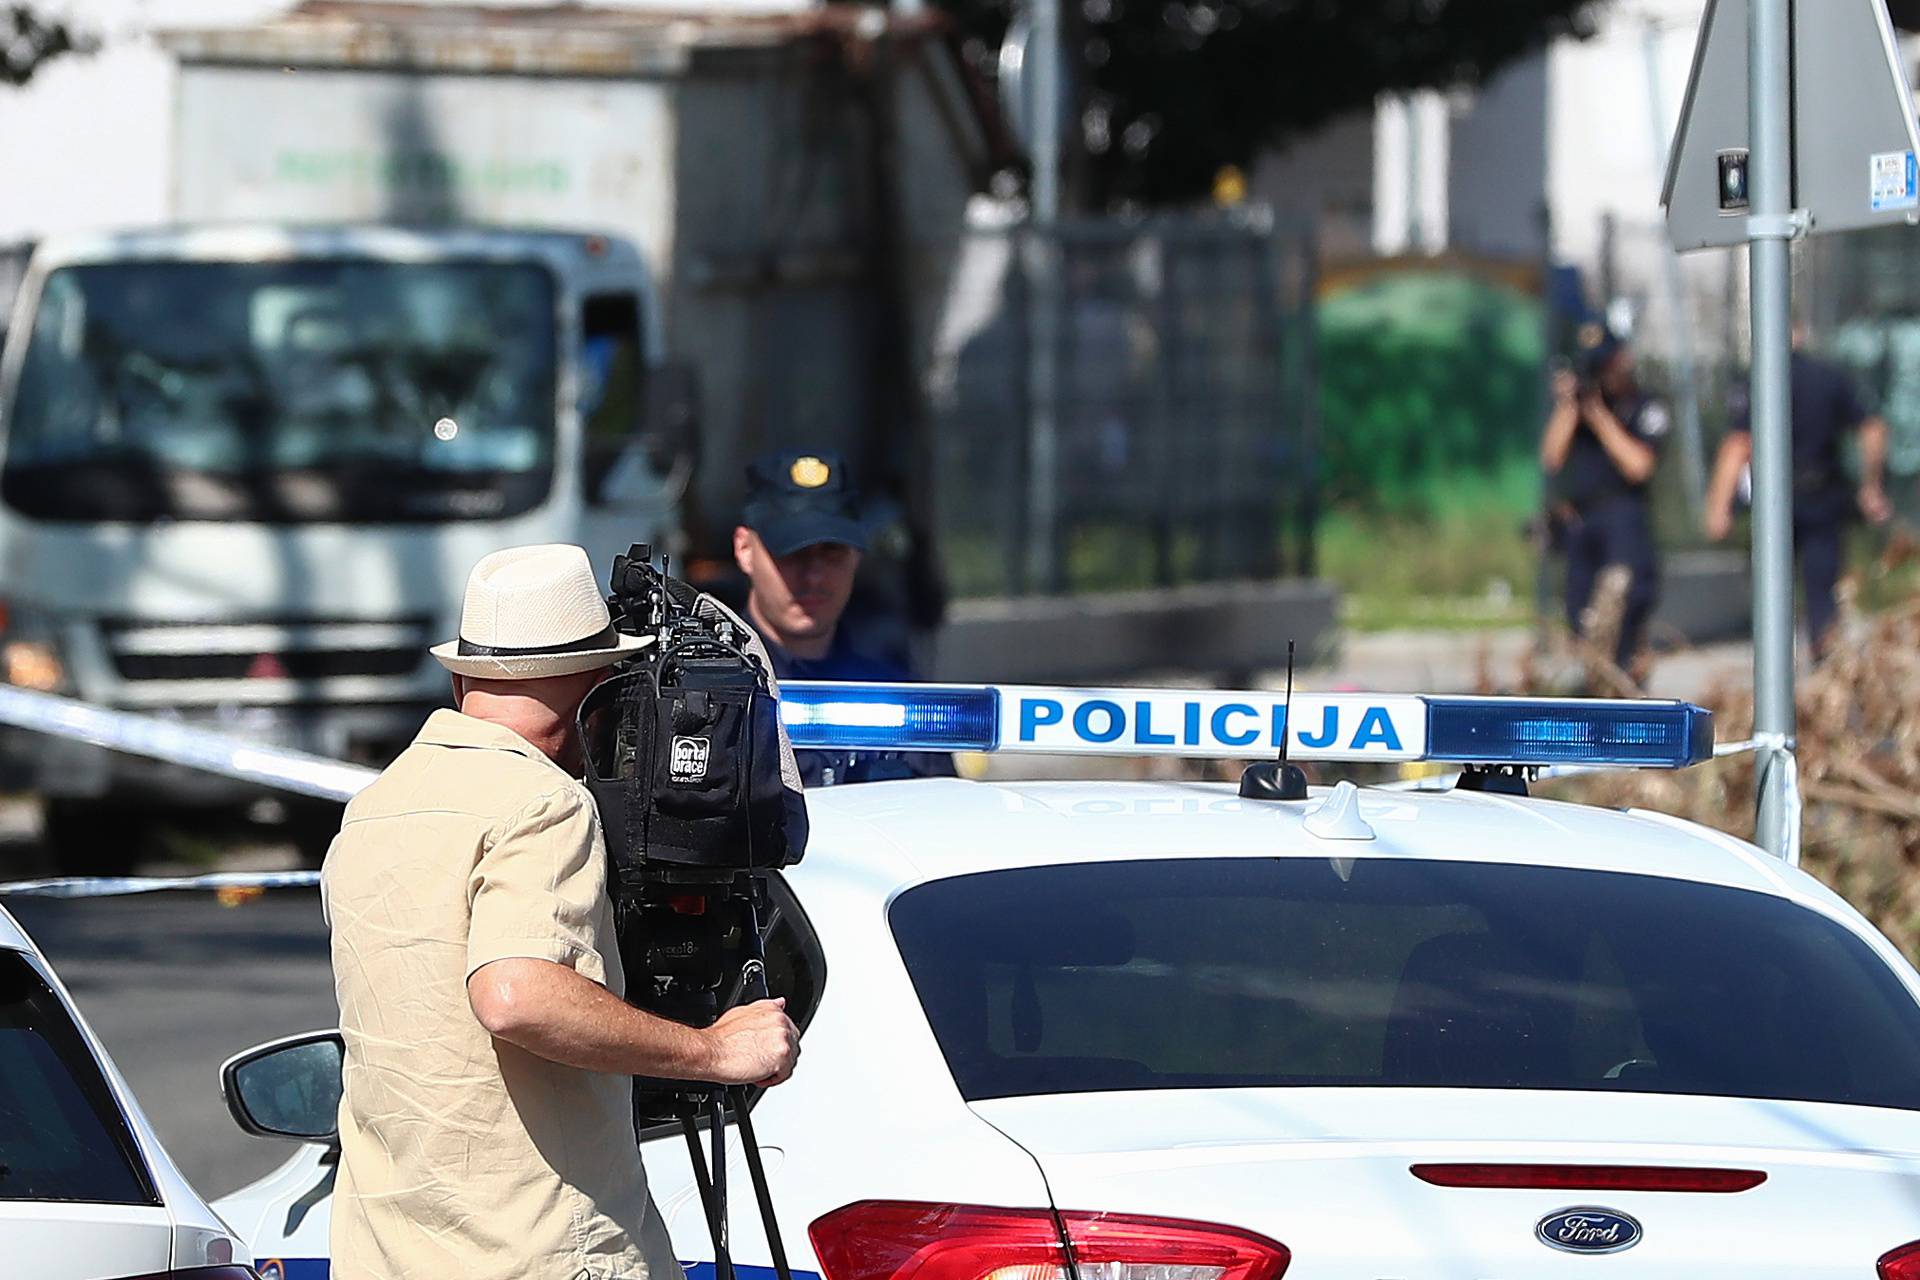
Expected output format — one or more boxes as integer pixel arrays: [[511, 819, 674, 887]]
[[1411, 1163, 1766, 1193], [810, 1200, 1290, 1280], [1880, 1241, 1920, 1279]]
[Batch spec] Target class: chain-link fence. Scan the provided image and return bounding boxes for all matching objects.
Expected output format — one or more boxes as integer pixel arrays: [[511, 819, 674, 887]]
[[926, 210, 1318, 598], [1584, 214, 1920, 554], [1809, 228, 1920, 502], [1605, 221, 1920, 532]]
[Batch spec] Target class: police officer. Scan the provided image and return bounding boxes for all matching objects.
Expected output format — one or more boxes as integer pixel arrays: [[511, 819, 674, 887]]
[[734, 449, 954, 786], [1541, 334, 1670, 674], [1702, 325, 1891, 658]]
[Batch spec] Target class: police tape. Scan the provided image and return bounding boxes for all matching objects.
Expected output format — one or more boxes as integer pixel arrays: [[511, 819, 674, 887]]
[[0, 685, 376, 803], [0, 686, 372, 898], [0, 869, 322, 898]]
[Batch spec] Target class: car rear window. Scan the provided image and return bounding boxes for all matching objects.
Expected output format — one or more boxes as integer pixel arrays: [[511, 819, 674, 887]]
[[890, 858, 1920, 1110], [0, 950, 156, 1203]]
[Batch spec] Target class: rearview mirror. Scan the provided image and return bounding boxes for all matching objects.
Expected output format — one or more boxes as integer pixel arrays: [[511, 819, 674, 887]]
[[221, 1030, 344, 1145], [641, 359, 701, 475]]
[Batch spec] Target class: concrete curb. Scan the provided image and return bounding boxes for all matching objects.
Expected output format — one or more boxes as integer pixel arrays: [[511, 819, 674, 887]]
[[1654, 550, 1752, 645]]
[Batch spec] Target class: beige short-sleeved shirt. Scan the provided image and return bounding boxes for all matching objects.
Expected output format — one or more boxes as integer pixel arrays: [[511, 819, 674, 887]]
[[322, 709, 681, 1280]]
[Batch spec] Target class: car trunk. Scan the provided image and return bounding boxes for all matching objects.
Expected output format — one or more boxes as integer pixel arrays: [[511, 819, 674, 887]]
[[0, 1202, 176, 1279], [972, 1087, 1920, 1277]]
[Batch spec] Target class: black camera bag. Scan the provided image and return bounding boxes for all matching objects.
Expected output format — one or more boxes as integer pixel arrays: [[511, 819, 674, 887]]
[[582, 635, 807, 901]]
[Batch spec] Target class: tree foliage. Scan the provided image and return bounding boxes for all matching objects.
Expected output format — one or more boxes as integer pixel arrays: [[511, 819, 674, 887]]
[[942, 0, 1600, 207], [4, 4, 88, 88]]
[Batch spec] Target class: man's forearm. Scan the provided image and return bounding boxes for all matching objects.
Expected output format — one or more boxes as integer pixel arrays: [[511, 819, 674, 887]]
[[1540, 402, 1578, 472], [1861, 417, 1890, 485], [1587, 407, 1656, 483], [469, 957, 716, 1078], [1705, 435, 1749, 520]]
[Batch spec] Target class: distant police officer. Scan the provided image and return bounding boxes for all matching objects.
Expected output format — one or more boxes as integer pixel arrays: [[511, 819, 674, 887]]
[[734, 449, 954, 786], [1703, 326, 1891, 658], [1541, 334, 1670, 674]]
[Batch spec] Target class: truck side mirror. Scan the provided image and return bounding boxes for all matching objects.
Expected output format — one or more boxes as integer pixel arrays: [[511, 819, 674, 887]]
[[221, 1030, 344, 1145], [641, 360, 701, 476]]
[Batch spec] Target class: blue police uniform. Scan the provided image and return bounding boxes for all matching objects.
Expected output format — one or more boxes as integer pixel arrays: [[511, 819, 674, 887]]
[[737, 448, 957, 788], [1559, 391, 1670, 668], [1729, 351, 1871, 647]]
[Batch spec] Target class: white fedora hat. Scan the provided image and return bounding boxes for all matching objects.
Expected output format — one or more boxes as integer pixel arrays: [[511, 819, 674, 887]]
[[431, 544, 651, 679]]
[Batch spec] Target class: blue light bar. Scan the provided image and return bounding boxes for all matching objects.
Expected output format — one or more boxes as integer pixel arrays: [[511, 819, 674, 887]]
[[1425, 696, 1713, 768], [776, 683, 1715, 770], [779, 683, 999, 752]]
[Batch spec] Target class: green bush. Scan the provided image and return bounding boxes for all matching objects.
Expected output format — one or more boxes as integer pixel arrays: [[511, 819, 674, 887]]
[[1318, 271, 1546, 516]]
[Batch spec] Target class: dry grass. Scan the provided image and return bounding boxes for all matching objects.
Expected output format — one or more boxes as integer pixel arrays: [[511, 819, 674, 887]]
[[1501, 575, 1920, 957]]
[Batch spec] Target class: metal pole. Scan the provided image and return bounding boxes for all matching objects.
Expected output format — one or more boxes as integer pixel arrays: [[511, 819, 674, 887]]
[[1023, 0, 1063, 592], [1405, 96, 1424, 252], [1747, 0, 1799, 859]]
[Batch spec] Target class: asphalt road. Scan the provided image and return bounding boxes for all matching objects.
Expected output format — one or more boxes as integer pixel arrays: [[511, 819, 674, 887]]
[[6, 887, 337, 1200]]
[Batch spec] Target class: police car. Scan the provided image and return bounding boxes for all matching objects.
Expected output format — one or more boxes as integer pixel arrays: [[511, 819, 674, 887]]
[[0, 901, 248, 1280], [212, 685, 1920, 1278]]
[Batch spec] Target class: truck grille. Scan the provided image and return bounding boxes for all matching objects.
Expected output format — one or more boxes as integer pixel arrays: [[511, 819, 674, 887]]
[[101, 618, 433, 683]]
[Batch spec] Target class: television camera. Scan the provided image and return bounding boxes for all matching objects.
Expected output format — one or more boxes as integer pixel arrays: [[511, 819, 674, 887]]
[[579, 543, 808, 1280]]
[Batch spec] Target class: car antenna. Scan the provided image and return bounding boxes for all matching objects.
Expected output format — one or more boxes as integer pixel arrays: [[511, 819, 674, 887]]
[[1239, 641, 1311, 801]]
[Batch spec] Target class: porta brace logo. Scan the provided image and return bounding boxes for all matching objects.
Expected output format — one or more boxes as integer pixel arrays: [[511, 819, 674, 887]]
[[670, 736, 711, 783]]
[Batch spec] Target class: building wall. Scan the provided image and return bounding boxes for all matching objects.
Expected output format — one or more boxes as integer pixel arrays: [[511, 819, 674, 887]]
[[1448, 50, 1549, 262], [1258, 3, 1708, 272], [1248, 110, 1376, 259], [1545, 0, 1705, 271], [1372, 91, 1450, 256]]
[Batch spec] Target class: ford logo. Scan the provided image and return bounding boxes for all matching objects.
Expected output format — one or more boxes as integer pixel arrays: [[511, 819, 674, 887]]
[[1536, 1207, 1643, 1254]]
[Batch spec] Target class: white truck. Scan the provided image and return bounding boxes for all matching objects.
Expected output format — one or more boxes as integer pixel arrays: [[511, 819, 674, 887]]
[[161, 1, 985, 556], [0, 224, 694, 870], [0, 3, 990, 871]]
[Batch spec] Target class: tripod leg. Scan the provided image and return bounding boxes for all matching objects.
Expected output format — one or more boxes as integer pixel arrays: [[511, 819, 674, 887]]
[[679, 1106, 725, 1263], [711, 1092, 733, 1280], [730, 1086, 794, 1280]]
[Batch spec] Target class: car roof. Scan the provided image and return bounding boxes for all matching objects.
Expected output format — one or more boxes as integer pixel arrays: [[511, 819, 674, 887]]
[[797, 776, 1823, 907]]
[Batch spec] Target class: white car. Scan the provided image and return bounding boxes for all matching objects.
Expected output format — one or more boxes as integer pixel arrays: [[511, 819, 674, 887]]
[[0, 901, 249, 1280], [213, 686, 1920, 1278]]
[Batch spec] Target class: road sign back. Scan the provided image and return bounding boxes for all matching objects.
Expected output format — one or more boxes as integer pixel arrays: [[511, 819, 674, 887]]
[[1664, 0, 1920, 251]]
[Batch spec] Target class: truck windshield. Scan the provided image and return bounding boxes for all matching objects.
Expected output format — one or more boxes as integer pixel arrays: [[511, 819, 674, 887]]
[[2, 258, 557, 522], [891, 857, 1920, 1111]]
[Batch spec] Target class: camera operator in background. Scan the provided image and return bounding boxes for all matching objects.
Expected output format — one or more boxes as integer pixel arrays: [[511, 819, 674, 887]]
[[323, 544, 799, 1280], [1702, 323, 1891, 660], [1540, 333, 1670, 678], [733, 449, 955, 787]]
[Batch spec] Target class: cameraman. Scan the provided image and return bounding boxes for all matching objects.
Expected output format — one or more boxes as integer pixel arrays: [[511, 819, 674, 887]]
[[1540, 334, 1670, 676], [323, 544, 799, 1280], [733, 449, 955, 786]]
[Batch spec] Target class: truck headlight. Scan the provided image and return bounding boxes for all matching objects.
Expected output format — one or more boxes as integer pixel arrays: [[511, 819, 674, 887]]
[[4, 640, 64, 692], [0, 602, 69, 693]]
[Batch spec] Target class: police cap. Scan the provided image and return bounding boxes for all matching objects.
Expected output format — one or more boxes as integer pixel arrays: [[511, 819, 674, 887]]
[[741, 449, 868, 557]]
